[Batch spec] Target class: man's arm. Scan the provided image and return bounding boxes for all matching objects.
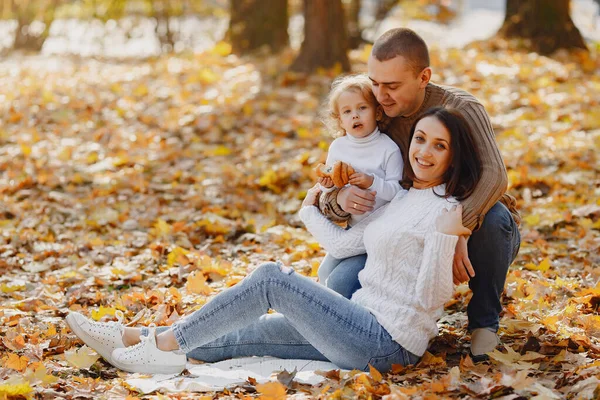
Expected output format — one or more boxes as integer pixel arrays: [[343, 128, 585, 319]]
[[458, 102, 508, 231]]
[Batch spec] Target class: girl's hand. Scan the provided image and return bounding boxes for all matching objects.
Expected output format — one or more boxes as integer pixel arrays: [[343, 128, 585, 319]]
[[302, 185, 322, 208], [318, 176, 334, 188], [436, 205, 471, 237], [348, 173, 374, 189]]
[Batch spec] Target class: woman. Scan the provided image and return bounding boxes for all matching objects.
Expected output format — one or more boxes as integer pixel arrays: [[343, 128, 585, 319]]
[[65, 107, 482, 375]]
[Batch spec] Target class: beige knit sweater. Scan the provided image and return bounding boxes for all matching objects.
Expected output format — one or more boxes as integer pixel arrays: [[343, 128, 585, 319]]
[[383, 83, 516, 231]]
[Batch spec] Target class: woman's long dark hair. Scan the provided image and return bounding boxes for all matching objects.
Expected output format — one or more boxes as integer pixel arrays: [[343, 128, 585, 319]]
[[401, 107, 482, 201]]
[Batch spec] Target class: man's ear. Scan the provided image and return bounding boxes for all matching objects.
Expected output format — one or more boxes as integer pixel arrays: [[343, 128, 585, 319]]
[[419, 67, 432, 88], [375, 105, 383, 121]]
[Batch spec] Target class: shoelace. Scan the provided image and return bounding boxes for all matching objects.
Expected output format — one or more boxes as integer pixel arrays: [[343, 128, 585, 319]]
[[126, 324, 157, 354]]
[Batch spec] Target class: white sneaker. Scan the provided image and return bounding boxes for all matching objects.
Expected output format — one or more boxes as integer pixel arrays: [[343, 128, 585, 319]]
[[65, 311, 126, 366], [111, 328, 186, 374]]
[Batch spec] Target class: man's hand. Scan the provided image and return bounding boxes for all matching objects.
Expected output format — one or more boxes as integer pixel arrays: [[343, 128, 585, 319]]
[[338, 186, 376, 215], [348, 172, 374, 190], [453, 235, 474, 285]]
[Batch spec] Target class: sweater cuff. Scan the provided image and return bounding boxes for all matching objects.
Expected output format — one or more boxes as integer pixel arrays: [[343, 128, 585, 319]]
[[432, 232, 459, 255], [299, 205, 320, 222]]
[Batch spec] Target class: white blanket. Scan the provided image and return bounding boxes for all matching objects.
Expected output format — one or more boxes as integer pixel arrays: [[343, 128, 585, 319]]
[[126, 357, 341, 394]]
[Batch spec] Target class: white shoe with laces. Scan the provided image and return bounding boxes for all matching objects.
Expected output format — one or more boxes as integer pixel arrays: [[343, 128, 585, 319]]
[[111, 327, 186, 375], [65, 310, 126, 366]]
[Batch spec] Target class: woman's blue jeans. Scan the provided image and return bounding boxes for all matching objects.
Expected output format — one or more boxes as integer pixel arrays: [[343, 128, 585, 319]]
[[319, 202, 521, 332], [153, 262, 420, 371]]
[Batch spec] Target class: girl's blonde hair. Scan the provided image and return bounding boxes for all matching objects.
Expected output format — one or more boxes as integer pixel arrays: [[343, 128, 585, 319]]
[[321, 74, 379, 137]]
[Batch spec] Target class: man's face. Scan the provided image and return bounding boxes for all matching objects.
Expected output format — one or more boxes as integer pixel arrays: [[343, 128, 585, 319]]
[[368, 55, 427, 118]]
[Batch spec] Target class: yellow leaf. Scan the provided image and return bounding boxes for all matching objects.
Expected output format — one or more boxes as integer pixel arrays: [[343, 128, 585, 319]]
[[154, 219, 172, 238], [1, 282, 25, 293], [524, 214, 540, 226], [65, 345, 100, 369], [198, 68, 219, 85], [91, 306, 117, 321], [211, 41, 231, 56], [525, 258, 551, 272], [256, 381, 287, 400], [21, 144, 32, 157], [167, 247, 190, 267], [369, 364, 383, 382], [0, 378, 33, 398], [204, 145, 231, 157], [25, 362, 58, 385], [3, 353, 29, 371], [243, 103, 253, 116], [133, 84, 149, 97], [259, 169, 279, 190], [186, 271, 211, 295], [296, 127, 312, 139]]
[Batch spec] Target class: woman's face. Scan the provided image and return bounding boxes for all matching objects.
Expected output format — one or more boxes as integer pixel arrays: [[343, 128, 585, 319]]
[[409, 116, 452, 188]]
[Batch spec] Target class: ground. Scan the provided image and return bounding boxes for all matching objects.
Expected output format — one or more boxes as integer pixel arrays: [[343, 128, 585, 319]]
[[0, 39, 599, 398]]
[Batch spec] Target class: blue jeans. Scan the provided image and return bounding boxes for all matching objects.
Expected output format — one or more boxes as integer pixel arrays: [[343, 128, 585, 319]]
[[320, 202, 521, 332], [318, 253, 365, 298], [159, 262, 419, 371]]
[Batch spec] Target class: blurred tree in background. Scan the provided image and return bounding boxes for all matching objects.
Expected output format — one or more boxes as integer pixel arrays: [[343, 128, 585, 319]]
[[291, 0, 350, 73], [228, 0, 288, 55], [0, 0, 592, 62], [498, 0, 588, 54]]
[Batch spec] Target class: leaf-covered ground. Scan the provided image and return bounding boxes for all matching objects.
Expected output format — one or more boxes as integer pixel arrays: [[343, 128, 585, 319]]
[[0, 41, 599, 399]]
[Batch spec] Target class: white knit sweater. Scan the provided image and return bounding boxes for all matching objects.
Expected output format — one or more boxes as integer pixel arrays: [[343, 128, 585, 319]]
[[299, 184, 459, 356]]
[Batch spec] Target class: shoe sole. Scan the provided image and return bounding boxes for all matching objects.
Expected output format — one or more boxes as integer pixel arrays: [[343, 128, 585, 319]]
[[469, 351, 490, 362], [111, 354, 186, 375], [65, 313, 117, 365]]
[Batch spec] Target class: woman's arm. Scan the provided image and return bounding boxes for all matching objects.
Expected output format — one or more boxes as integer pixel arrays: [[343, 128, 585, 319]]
[[415, 204, 469, 310], [299, 203, 387, 259], [414, 231, 458, 310]]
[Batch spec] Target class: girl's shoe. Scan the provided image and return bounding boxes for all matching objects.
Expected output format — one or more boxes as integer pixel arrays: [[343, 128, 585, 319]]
[[111, 328, 186, 374], [65, 311, 126, 366]]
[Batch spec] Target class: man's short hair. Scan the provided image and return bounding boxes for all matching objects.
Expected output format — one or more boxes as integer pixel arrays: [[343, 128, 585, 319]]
[[372, 28, 430, 76]]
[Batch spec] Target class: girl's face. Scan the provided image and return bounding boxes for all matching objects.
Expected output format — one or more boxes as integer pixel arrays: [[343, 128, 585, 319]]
[[337, 90, 378, 138], [409, 116, 453, 188]]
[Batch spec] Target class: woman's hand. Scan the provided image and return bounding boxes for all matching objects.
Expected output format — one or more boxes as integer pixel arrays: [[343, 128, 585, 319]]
[[318, 176, 334, 188], [302, 185, 322, 208], [348, 172, 374, 190], [436, 205, 471, 237]]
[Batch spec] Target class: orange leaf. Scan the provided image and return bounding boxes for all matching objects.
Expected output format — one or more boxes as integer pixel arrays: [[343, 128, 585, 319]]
[[369, 364, 383, 382], [186, 271, 211, 295], [4, 353, 29, 372], [256, 381, 286, 400]]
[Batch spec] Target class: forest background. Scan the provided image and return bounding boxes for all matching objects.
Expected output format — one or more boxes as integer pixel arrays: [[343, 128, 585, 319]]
[[0, 0, 599, 398]]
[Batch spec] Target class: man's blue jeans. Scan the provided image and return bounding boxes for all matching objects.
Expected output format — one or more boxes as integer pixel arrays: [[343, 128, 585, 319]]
[[148, 262, 420, 371], [319, 202, 521, 331]]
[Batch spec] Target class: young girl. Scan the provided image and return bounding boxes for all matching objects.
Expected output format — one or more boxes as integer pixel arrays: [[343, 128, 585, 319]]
[[317, 74, 404, 286], [65, 107, 481, 375]]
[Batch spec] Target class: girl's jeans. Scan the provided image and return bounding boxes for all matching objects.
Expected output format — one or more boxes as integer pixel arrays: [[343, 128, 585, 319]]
[[320, 201, 521, 332], [151, 262, 420, 372]]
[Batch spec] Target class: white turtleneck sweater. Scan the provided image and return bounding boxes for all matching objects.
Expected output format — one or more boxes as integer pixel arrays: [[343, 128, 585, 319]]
[[299, 184, 459, 356], [323, 128, 404, 225]]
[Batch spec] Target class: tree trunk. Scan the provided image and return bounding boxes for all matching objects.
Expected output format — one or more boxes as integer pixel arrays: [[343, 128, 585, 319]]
[[347, 0, 362, 49], [228, 0, 289, 55], [498, 0, 587, 54], [291, 0, 350, 73], [12, 0, 58, 52]]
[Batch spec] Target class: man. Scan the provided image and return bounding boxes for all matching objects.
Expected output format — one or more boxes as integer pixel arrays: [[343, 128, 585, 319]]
[[321, 28, 521, 361]]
